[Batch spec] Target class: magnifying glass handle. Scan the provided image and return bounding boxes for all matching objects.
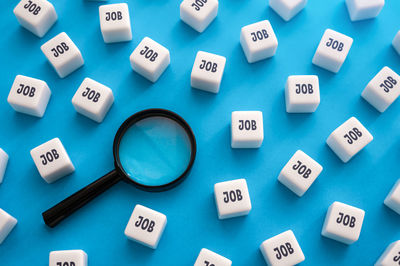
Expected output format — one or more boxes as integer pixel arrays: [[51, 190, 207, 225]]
[[42, 170, 121, 228]]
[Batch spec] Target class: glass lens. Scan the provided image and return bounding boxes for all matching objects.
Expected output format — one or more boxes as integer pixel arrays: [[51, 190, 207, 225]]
[[118, 116, 192, 187]]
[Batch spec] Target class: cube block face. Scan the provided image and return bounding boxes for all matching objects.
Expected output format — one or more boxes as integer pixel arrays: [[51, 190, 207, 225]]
[[99, 3, 132, 43], [13, 0, 57, 38], [214, 179, 252, 219], [393, 31, 400, 56], [0, 149, 9, 184], [30, 138, 75, 183], [124, 204, 167, 249], [312, 29, 353, 73], [321, 201, 365, 245], [41, 32, 84, 78], [345, 0, 384, 21], [269, 0, 307, 21], [194, 248, 232, 266], [0, 209, 17, 245], [285, 75, 320, 113], [326, 117, 373, 163], [231, 111, 264, 148], [72, 78, 114, 123], [361, 67, 400, 112], [130, 37, 170, 82], [240, 20, 278, 63], [384, 179, 400, 215], [191, 51, 226, 93], [180, 0, 218, 33], [7, 75, 51, 117], [278, 150, 323, 197], [375, 241, 400, 266], [49, 250, 88, 266], [260, 230, 305, 266]]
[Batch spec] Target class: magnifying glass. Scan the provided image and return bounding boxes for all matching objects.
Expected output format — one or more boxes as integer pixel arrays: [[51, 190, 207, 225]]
[[42, 108, 196, 227]]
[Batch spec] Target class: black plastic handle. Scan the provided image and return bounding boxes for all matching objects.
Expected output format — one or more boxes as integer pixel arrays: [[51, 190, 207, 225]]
[[42, 169, 121, 227]]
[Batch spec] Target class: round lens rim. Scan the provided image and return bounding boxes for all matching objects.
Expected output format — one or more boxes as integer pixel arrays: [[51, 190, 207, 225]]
[[113, 108, 196, 192]]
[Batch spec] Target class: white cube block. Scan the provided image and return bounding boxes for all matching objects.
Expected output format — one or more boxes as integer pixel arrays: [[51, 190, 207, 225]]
[[393, 31, 400, 56], [0, 149, 8, 184], [99, 3, 132, 43], [285, 75, 320, 113], [180, 0, 218, 33], [345, 0, 384, 21], [214, 178, 252, 219], [194, 248, 232, 266], [30, 138, 75, 183], [49, 250, 88, 266], [312, 29, 353, 73], [269, 0, 307, 21], [129, 37, 170, 83], [191, 51, 226, 93], [375, 241, 400, 266], [240, 20, 278, 63], [0, 209, 17, 245], [72, 78, 114, 123], [41, 32, 84, 78], [384, 179, 400, 215], [260, 230, 305, 266], [321, 201, 365, 245], [124, 204, 167, 249], [361, 67, 400, 113], [7, 75, 51, 117], [326, 117, 373, 163], [13, 0, 57, 38], [231, 111, 263, 148], [278, 150, 323, 197]]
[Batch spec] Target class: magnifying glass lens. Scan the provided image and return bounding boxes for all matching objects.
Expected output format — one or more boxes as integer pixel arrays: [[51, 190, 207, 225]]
[[119, 116, 192, 187]]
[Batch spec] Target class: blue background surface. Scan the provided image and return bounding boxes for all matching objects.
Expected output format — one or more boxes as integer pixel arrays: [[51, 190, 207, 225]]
[[1, 0, 400, 265]]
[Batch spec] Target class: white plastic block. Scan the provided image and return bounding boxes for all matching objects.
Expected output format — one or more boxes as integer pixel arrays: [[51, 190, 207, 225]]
[[99, 3, 132, 43], [240, 20, 278, 63], [312, 29, 353, 73], [278, 150, 323, 197], [30, 138, 75, 183], [231, 111, 263, 148], [393, 31, 400, 56], [214, 178, 252, 219], [129, 37, 170, 82], [326, 117, 373, 163], [191, 51, 226, 93], [124, 204, 167, 249], [361, 67, 400, 112], [384, 179, 400, 215], [72, 78, 114, 123], [345, 0, 384, 21], [49, 250, 88, 266], [0, 209, 17, 245], [41, 32, 84, 78], [0, 149, 9, 184], [285, 75, 320, 113], [269, 0, 307, 21], [194, 248, 232, 266], [375, 241, 400, 266], [321, 201, 365, 245], [180, 0, 218, 33], [7, 75, 51, 117], [260, 230, 305, 266], [13, 0, 57, 38]]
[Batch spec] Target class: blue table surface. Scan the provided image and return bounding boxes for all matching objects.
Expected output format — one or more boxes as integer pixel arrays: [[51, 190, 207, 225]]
[[1, 0, 400, 265]]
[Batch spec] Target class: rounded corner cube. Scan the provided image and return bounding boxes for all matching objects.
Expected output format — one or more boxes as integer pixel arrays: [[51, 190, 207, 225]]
[[278, 150, 323, 197], [99, 3, 132, 43], [191, 51, 226, 93], [269, 0, 307, 22], [393, 31, 400, 56], [312, 29, 353, 73], [285, 75, 320, 113], [214, 178, 252, 219], [30, 138, 75, 183], [375, 240, 400, 266], [72, 78, 114, 123], [7, 75, 51, 118], [321, 201, 365, 245], [13, 0, 57, 38], [260, 230, 305, 266], [0, 148, 9, 184], [326, 117, 373, 163], [231, 111, 263, 148], [41, 32, 84, 78], [384, 179, 400, 215], [180, 0, 218, 33], [0, 209, 17, 245], [49, 250, 88, 266], [129, 37, 170, 83], [345, 0, 384, 22], [124, 204, 167, 249], [194, 248, 232, 266], [240, 20, 278, 63]]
